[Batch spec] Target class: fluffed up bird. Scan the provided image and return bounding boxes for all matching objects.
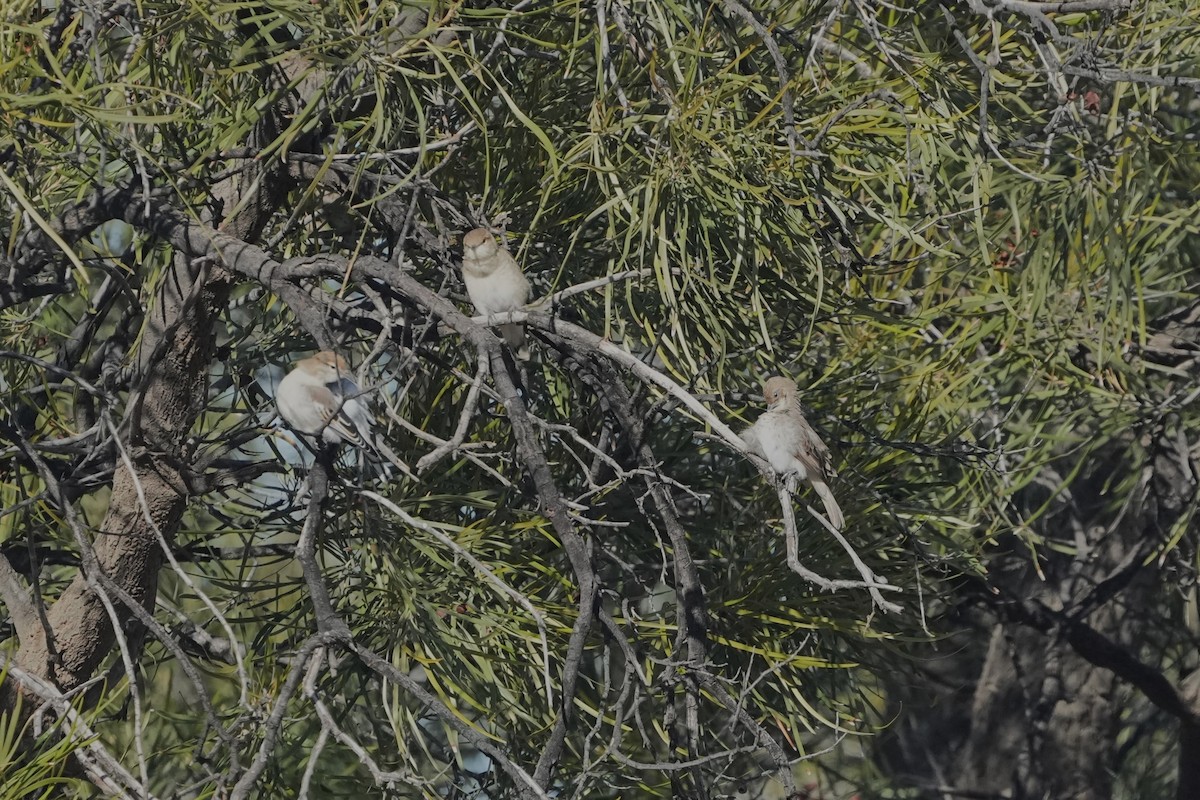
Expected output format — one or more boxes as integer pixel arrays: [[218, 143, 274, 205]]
[[275, 351, 412, 478], [741, 376, 845, 529], [461, 227, 531, 359]]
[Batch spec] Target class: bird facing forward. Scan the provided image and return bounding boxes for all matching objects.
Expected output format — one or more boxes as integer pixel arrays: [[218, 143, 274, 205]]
[[742, 376, 845, 529], [461, 227, 531, 359]]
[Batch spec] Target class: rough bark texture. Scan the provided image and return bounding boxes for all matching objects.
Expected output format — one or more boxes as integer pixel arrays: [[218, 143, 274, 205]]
[[875, 397, 1199, 798], [945, 414, 1198, 799], [13, 258, 232, 691], [955, 620, 1126, 799], [6, 54, 288, 707]]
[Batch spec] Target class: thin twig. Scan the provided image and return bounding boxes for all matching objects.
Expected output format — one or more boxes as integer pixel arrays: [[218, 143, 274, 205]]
[[303, 647, 435, 789], [360, 490, 556, 711], [102, 416, 251, 707], [229, 632, 344, 800], [543, 269, 653, 306], [1, 656, 156, 800], [0, 552, 37, 643], [777, 484, 903, 614], [352, 644, 551, 800], [416, 349, 488, 473]]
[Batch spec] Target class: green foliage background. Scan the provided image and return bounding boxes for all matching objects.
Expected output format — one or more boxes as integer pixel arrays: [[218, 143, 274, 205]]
[[1, 0, 1198, 797]]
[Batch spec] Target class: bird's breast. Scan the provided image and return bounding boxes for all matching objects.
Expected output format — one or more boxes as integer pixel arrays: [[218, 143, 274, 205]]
[[758, 417, 808, 478], [462, 259, 496, 280], [466, 269, 528, 314]]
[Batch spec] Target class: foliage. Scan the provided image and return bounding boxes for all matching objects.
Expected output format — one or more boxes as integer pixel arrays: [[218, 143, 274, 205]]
[[0, 681, 90, 800], [1, 0, 1198, 798]]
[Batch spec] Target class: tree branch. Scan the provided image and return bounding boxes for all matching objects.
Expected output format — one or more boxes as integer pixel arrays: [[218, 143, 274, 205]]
[[992, 591, 1200, 727], [0, 550, 38, 644]]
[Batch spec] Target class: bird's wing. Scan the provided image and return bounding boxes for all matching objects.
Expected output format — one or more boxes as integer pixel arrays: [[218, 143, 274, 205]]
[[811, 429, 837, 480], [308, 381, 371, 448], [321, 383, 416, 481], [331, 396, 376, 448], [790, 412, 835, 481], [501, 251, 531, 303]]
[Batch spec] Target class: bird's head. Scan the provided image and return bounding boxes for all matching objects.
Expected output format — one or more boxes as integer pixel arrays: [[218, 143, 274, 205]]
[[762, 376, 798, 411], [307, 351, 351, 383], [462, 227, 500, 261]]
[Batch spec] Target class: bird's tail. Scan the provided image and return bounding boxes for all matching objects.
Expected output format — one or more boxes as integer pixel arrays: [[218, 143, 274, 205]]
[[353, 447, 391, 484], [372, 439, 417, 481], [811, 479, 845, 530], [500, 323, 530, 360]]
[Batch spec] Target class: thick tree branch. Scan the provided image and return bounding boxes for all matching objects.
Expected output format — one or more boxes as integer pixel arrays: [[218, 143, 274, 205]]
[[482, 349, 599, 788], [295, 450, 351, 638], [0, 551, 37, 644], [992, 592, 1200, 727]]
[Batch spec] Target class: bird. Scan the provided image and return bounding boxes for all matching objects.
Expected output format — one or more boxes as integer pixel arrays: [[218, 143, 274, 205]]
[[274, 351, 412, 478], [741, 376, 845, 529], [461, 227, 531, 359], [276, 351, 374, 446]]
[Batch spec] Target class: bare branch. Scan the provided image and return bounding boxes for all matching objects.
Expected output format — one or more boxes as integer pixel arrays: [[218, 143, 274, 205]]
[[360, 490, 556, 710], [1, 656, 157, 800], [415, 349, 488, 473], [542, 269, 655, 307], [229, 633, 342, 800], [296, 451, 352, 639], [984, 0, 1130, 13], [0, 551, 37, 643], [352, 644, 551, 800], [303, 649, 437, 790], [531, 316, 745, 447]]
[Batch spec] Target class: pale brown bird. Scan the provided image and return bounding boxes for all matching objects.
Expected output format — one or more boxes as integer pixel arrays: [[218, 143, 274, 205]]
[[275, 351, 413, 478], [276, 352, 375, 447], [461, 228, 531, 359], [742, 376, 845, 529]]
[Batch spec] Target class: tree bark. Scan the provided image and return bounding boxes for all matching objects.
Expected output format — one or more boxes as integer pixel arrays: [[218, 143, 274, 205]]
[[4, 49, 289, 715], [955, 617, 1125, 800], [1179, 672, 1200, 800], [948, 411, 1198, 799], [12, 256, 233, 693]]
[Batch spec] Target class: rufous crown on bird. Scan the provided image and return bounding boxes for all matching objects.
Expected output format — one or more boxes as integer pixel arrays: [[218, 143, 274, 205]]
[[463, 227, 497, 254], [309, 351, 351, 377], [762, 376, 798, 410]]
